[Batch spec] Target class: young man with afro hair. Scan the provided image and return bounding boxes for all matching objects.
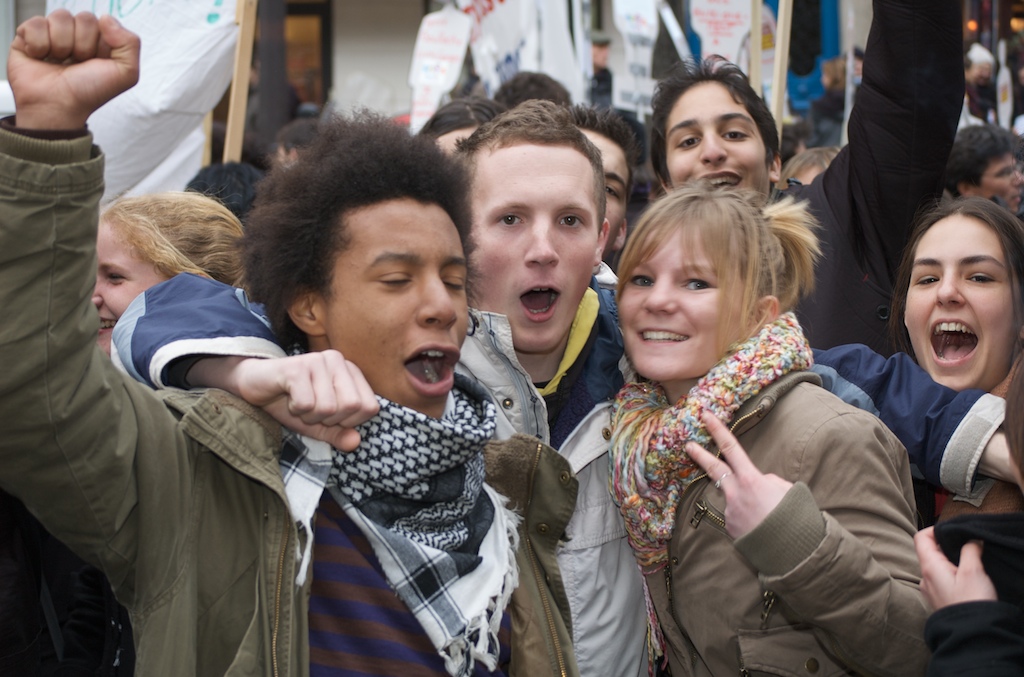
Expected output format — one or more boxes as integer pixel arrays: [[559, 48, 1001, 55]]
[[0, 12, 578, 676]]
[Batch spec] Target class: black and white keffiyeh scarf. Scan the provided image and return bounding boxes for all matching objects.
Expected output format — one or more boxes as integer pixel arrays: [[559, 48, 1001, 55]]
[[278, 375, 519, 677]]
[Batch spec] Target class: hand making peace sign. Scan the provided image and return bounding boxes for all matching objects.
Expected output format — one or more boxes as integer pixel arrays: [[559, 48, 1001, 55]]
[[685, 412, 795, 539]]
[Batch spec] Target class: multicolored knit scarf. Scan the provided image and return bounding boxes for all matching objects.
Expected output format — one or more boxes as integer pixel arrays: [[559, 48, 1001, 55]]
[[609, 312, 812, 569]]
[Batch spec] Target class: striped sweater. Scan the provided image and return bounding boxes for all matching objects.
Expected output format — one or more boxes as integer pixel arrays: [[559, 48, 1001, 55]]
[[308, 496, 511, 676]]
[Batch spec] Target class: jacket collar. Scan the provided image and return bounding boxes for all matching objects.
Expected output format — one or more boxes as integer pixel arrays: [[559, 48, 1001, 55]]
[[731, 370, 822, 437], [464, 283, 625, 405]]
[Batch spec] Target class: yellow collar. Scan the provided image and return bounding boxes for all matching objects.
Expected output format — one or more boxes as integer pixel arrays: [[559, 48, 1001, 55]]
[[537, 288, 599, 396]]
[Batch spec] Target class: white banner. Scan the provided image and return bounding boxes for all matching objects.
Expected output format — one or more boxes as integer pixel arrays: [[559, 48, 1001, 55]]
[[736, 5, 776, 103], [612, 0, 658, 115], [408, 5, 472, 133], [46, 0, 239, 202], [460, 0, 538, 97], [689, 0, 751, 65], [539, 0, 585, 103]]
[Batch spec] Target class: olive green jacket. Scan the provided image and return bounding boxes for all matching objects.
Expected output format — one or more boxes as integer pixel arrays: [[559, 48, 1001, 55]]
[[0, 128, 576, 677], [486, 435, 580, 677], [0, 125, 311, 675]]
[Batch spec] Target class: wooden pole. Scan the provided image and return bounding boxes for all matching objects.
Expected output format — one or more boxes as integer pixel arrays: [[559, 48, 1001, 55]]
[[770, 0, 792, 139], [223, 0, 259, 163], [749, 0, 762, 97], [202, 111, 213, 167]]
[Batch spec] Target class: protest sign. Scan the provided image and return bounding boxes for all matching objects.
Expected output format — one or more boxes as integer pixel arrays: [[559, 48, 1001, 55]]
[[689, 0, 751, 65], [768, 0, 791, 137], [460, 0, 538, 97], [752, 5, 778, 105], [408, 5, 472, 133], [612, 0, 658, 115], [573, 0, 594, 82]]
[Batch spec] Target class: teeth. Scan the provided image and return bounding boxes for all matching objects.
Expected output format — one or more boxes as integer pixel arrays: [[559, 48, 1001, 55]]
[[643, 331, 687, 341], [422, 349, 444, 358], [933, 322, 974, 335], [100, 320, 116, 329]]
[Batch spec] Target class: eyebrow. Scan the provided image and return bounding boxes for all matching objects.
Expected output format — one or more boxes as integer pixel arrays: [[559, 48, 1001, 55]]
[[682, 263, 715, 276], [637, 260, 714, 277], [667, 112, 755, 136], [370, 252, 467, 268], [605, 171, 627, 186], [912, 255, 1006, 268], [490, 201, 594, 215]]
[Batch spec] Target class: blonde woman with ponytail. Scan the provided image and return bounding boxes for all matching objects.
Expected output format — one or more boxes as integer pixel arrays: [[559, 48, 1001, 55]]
[[610, 184, 928, 676]]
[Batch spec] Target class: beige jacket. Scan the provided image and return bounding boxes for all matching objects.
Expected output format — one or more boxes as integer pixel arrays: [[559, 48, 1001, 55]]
[[646, 372, 929, 677]]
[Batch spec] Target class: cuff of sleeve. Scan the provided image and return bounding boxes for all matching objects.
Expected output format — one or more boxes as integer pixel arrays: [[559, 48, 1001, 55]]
[[925, 600, 1020, 644], [734, 482, 826, 576], [940, 393, 1004, 496], [0, 116, 95, 164], [167, 356, 207, 389]]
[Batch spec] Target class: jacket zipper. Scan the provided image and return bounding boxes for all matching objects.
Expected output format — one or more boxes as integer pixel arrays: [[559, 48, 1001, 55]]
[[689, 498, 726, 529], [685, 406, 764, 531], [760, 590, 776, 628], [272, 517, 288, 677], [734, 593, 776, 677], [728, 402, 766, 436], [665, 463, 707, 658], [489, 327, 546, 438], [665, 404, 769, 670], [526, 442, 568, 677]]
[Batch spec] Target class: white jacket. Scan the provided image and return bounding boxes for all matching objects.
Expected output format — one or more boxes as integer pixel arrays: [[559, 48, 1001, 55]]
[[458, 309, 647, 677]]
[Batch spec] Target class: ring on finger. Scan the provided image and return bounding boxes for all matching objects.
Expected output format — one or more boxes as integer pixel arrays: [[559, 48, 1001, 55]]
[[715, 471, 732, 489]]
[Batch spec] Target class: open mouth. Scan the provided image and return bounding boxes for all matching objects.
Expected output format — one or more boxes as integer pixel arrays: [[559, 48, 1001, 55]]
[[931, 321, 977, 361], [521, 288, 558, 315], [642, 330, 688, 342], [405, 349, 456, 386], [704, 173, 741, 188]]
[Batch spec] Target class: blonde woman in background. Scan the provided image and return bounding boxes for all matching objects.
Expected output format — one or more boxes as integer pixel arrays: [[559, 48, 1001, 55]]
[[95, 192, 244, 354]]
